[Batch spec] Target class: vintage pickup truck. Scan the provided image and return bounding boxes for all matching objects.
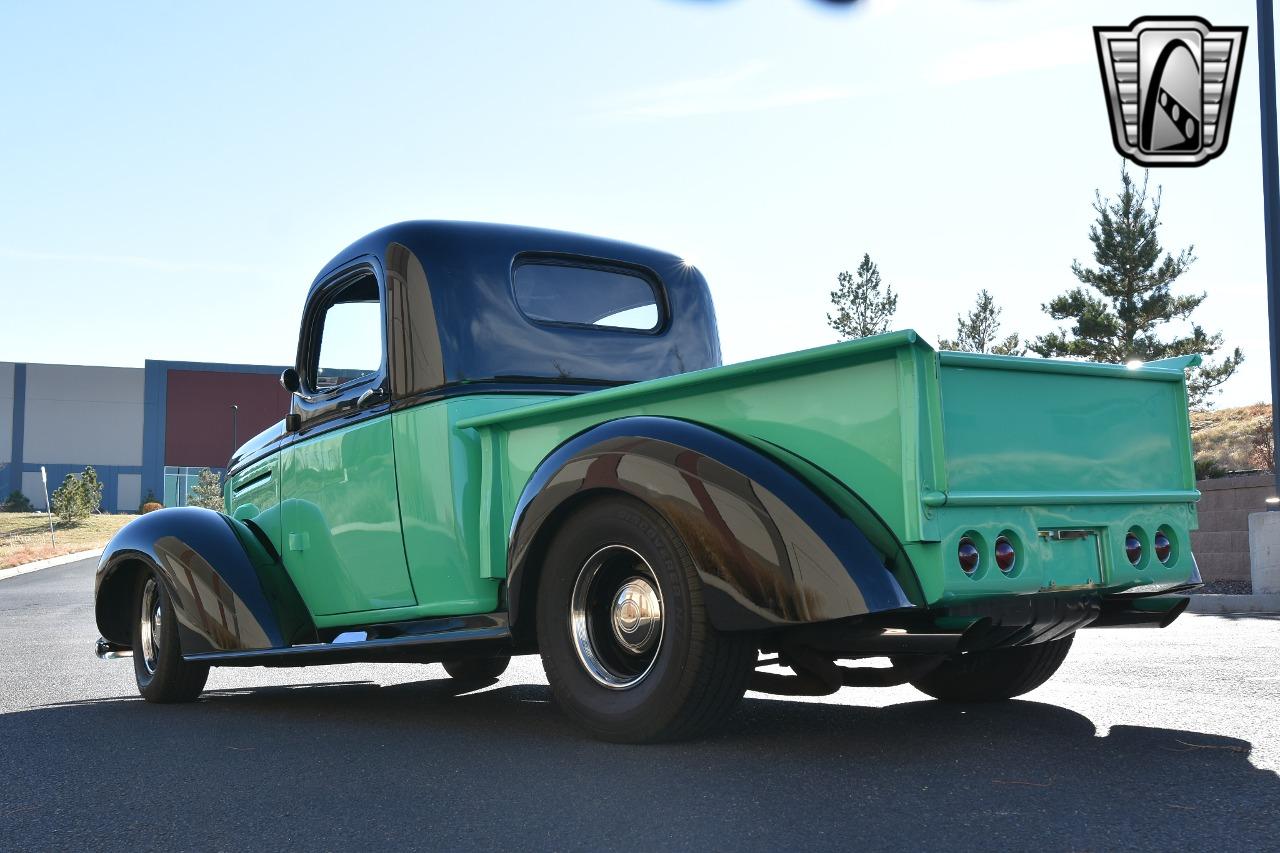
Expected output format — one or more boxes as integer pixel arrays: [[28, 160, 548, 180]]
[[95, 221, 1201, 742]]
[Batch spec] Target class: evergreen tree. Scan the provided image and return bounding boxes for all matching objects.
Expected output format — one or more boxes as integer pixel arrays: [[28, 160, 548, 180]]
[[2, 490, 33, 512], [828, 254, 898, 340], [188, 468, 225, 512], [80, 466, 103, 513], [1031, 166, 1242, 408], [938, 289, 1024, 355], [50, 473, 89, 525]]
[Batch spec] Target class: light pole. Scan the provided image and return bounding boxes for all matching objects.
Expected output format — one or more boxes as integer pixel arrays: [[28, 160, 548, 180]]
[[1259, 0, 1280, 502], [231, 404, 239, 459]]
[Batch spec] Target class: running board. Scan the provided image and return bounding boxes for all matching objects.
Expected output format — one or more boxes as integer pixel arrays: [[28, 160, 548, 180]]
[[183, 613, 512, 667]]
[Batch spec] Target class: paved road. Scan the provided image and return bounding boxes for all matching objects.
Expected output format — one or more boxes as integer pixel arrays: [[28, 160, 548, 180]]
[[2, 558, 1278, 851]]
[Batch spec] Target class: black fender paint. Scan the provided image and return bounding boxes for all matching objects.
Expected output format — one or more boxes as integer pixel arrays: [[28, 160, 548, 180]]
[[95, 507, 315, 656], [506, 416, 914, 640]]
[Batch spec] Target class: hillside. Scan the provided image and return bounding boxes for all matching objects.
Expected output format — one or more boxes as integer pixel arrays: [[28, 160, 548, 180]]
[[1191, 402, 1273, 479]]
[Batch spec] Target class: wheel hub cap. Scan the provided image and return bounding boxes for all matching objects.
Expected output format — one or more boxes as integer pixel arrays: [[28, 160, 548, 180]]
[[569, 544, 665, 690], [610, 578, 661, 654]]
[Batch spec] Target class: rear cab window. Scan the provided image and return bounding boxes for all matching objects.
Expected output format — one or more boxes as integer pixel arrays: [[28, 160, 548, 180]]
[[513, 260, 664, 332]]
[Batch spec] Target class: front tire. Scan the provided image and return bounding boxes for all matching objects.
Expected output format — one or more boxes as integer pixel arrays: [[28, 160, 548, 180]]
[[536, 496, 756, 743], [908, 634, 1074, 702], [132, 572, 209, 703]]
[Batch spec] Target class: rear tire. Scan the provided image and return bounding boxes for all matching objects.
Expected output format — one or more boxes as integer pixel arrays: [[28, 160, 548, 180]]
[[442, 655, 511, 682], [132, 571, 209, 703], [536, 496, 756, 743], [908, 634, 1074, 702]]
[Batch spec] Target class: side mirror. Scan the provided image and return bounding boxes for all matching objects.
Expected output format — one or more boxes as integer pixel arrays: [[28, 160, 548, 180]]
[[280, 368, 301, 393]]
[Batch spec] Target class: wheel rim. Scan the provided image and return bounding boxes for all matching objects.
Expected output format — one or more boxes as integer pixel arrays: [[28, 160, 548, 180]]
[[139, 577, 162, 676], [569, 544, 665, 690]]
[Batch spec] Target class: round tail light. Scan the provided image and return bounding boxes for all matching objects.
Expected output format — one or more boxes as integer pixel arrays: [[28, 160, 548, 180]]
[[1125, 531, 1143, 566], [994, 537, 1016, 573], [958, 537, 980, 574], [1154, 531, 1172, 564]]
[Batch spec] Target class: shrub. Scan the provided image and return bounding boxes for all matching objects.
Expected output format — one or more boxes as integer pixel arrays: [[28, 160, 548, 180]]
[[187, 468, 225, 512], [2, 490, 33, 512], [138, 489, 162, 514], [48, 465, 106, 524], [81, 466, 104, 513], [50, 473, 90, 525]]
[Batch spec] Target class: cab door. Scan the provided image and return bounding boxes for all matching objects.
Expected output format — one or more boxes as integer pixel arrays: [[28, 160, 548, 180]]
[[279, 261, 417, 618]]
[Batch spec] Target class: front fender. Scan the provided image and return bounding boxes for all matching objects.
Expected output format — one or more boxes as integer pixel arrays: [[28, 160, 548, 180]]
[[95, 507, 315, 656], [507, 417, 914, 636]]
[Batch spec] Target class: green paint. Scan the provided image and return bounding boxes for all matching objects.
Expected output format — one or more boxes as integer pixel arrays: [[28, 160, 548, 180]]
[[227, 331, 1200, 627], [391, 395, 549, 617], [458, 333, 1200, 609], [278, 417, 417, 616]]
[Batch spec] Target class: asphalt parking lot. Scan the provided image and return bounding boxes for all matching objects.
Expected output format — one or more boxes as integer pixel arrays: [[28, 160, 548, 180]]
[[2, 557, 1277, 852]]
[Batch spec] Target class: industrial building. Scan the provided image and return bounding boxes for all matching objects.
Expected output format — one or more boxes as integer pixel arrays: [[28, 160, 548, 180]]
[[1, 360, 288, 512]]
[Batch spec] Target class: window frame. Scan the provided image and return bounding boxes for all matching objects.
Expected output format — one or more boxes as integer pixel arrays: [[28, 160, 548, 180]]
[[510, 253, 669, 335], [297, 263, 388, 399]]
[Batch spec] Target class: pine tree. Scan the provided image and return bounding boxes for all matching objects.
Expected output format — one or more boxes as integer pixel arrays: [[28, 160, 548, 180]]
[[50, 473, 89, 525], [938, 289, 1024, 355], [2, 490, 33, 512], [188, 468, 225, 512], [827, 254, 898, 340], [1031, 166, 1242, 408], [80, 466, 103, 513]]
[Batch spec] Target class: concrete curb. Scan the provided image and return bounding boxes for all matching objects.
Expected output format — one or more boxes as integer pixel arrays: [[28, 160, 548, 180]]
[[1187, 593, 1280, 615], [0, 549, 103, 582]]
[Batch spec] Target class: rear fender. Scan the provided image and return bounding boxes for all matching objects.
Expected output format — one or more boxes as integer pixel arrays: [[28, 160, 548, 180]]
[[95, 507, 315, 656], [507, 416, 914, 641]]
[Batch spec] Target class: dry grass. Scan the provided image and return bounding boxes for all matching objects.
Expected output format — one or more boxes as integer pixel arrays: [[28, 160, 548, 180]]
[[1190, 402, 1273, 478], [0, 512, 133, 570]]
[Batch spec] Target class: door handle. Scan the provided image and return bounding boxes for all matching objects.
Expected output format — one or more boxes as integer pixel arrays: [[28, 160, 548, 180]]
[[357, 387, 388, 408]]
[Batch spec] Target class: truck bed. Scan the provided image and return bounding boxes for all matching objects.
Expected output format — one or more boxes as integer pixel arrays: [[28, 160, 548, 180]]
[[456, 331, 1199, 607]]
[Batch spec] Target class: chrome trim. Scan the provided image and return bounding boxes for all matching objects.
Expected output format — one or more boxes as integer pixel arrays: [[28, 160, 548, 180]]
[[139, 577, 161, 675], [95, 638, 132, 660], [569, 544, 665, 690]]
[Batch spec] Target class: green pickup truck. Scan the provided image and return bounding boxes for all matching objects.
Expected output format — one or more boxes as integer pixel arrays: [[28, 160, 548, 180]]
[[94, 221, 1201, 742]]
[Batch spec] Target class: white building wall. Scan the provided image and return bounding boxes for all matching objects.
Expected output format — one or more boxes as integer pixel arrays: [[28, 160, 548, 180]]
[[116, 473, 142, 512], [22, 364, 145, 465], [21, 471, 46, 510], [0, 361, 14, 465]]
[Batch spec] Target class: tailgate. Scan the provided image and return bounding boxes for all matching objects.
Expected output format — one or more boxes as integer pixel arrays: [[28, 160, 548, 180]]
[[936, 353, 1196, 499]]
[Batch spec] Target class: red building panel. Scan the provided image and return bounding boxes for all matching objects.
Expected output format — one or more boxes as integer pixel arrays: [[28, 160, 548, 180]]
[[164, 370, 291, 467]]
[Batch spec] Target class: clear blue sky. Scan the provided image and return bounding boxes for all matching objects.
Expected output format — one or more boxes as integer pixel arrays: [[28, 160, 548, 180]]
[[0, 0, 1273, 406]]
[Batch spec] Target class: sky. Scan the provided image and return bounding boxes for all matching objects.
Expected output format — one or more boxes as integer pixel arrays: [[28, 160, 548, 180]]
[[0, 0, 1274, 407]]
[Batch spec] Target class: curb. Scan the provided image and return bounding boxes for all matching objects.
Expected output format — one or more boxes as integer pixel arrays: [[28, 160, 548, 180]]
[[1187, 593, 1280, 615], [0, 549, 103, 582]]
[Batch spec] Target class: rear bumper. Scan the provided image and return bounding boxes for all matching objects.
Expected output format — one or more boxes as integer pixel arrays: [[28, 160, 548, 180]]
[[775, 590, 1191, 660]]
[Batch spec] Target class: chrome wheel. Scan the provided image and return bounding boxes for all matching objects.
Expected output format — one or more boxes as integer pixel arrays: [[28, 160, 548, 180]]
[[570, 544, 665, 689], [139, 577, 162, 676]]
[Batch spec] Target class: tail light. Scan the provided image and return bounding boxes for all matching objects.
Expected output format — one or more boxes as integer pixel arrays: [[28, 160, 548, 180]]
[[1125, 531, 1143, 566], [1154, 531, 1172, 564], [958, 537, 980, 574], [994, 536, 1017, 573]]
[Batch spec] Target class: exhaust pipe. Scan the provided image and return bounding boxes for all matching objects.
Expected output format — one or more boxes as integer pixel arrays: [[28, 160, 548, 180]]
[[95, 638, 132, 660]]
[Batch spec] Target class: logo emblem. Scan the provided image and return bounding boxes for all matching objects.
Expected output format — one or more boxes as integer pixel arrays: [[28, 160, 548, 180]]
[[1094, 16, 1247, 167]]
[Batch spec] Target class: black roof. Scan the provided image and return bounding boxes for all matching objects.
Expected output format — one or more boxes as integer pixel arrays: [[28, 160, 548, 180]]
[[310, 221, 722, 389]]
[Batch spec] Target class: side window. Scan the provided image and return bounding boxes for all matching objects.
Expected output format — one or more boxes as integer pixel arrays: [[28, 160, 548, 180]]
[[513, 261, 662, 331], [309, 274, 382, 392]]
